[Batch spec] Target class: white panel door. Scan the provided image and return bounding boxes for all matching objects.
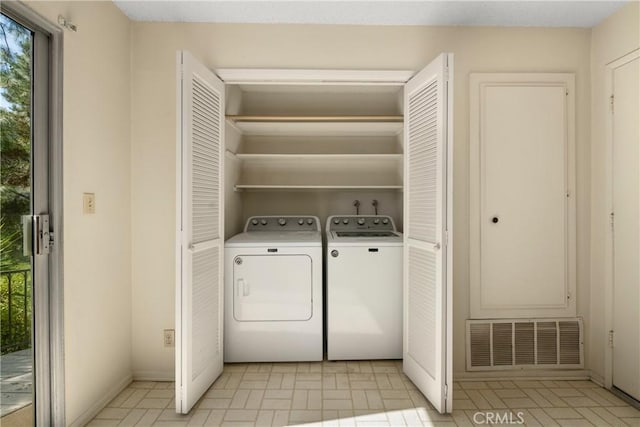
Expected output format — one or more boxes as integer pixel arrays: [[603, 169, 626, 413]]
[[233, 255, 312, 321], [176, 51, 225, 414], [470, 74, 576, 319], [611, 51, 640, 401], [403, 53, 453, 414]]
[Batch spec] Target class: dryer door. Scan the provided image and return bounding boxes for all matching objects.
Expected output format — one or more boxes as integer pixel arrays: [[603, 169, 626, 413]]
[[233, 254, 313, 321]]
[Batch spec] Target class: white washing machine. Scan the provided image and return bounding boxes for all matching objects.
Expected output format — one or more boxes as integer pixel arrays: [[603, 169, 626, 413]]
[[326, 215, 403, 360], [224, 216, 323, 362]]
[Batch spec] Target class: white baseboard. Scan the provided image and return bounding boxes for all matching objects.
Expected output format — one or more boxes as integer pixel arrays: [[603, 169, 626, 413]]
[[454, 369, 591, 381], [590, 371, 605, 387], [69, 373, 132, 427], [133, 370, 174, 382]]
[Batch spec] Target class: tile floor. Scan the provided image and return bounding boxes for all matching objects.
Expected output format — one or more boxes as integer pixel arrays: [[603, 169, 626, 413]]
[[88, 361, 640, 426]]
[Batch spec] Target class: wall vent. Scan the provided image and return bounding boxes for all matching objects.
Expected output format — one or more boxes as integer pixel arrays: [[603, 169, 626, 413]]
[[466, 318, 583, 371]]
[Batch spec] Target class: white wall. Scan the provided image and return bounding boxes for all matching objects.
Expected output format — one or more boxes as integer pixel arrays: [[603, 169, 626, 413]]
[[23, 2, 132, 425], [589, 2, 640, 384], [130, 23, 592, 379]]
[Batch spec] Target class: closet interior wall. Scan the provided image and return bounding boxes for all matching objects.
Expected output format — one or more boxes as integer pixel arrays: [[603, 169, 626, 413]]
[[223, 82, 406, 236]]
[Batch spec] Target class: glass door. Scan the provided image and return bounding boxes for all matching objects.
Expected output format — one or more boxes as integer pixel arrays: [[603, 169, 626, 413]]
[[1, 13, 35, 424], [1, 11, 52, 425]]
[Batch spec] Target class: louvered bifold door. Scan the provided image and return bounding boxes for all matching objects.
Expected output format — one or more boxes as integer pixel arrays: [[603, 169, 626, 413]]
[[403, 53, 453, 414], [176, 51, 225, 414]]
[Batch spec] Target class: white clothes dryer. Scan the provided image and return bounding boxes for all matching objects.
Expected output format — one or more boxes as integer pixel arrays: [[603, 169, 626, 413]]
[[326, 215, 403, 360], [224, 216, 323, 362]]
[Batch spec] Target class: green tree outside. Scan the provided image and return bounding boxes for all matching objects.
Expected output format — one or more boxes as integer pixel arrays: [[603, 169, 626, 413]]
[[1, 14, 33, 354]]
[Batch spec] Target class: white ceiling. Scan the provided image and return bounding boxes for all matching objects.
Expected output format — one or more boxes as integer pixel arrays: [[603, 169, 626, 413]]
[[113, 1, 628, 28]]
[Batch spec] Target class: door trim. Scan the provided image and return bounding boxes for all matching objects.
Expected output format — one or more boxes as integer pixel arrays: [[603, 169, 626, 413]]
[[0, 2, 65, 425], [603, 48, 640, 390]]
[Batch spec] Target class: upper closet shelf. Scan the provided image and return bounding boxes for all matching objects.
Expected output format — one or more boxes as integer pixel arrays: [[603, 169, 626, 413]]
[[227, 119, 403, 137]]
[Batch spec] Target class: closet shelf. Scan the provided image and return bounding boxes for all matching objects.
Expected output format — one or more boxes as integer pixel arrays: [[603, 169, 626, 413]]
[[235, 154, 403, 161], [227, 115, 403, 122], [227, 120, 404, 137], [234, 185, 403, 192]]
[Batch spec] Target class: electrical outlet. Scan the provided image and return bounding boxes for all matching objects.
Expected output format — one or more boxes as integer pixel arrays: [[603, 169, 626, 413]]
[[163, 329, 175, 347], [83, 193, 96, 214]]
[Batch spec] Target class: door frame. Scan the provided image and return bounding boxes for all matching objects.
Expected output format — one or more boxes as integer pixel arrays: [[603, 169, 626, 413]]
[[0, 2, 65, 424], [603, 48, 640, 390], [181, 65, 452, 411]]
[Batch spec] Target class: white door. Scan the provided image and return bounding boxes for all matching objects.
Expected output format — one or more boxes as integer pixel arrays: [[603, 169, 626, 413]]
[[469, 74, 575, 319], [403, 53, 453, 414], [233, 254, 312, 321], [176, 51, 225, 414], [611, 50, 640, 401]]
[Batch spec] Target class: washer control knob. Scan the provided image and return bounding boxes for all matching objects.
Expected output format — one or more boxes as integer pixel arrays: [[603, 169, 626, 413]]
[[373, 218, 380, 224], [307, 218, 314, 225], [333, 218, 340, 225], [260, 219, 268, 226], [382, 218, 389, 225], [298, 218, 305, 225], [331, 250, 339, 258], [357, 218, 365, 225], [251, 219, 259, 226], [342, 218, 349, 224], [278, 218, 287, 226]]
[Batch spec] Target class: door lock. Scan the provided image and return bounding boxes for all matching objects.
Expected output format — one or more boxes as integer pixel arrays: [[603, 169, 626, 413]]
[[22, 214, 51, 256]]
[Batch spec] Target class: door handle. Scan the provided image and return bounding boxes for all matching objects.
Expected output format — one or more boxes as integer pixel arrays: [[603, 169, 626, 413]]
[[22, 214, 51, 256], [237, 279, 250, 297]]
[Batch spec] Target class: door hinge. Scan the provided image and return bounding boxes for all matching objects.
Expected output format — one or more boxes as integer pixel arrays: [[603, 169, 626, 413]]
[[608, 330, 614, 348], [444, 66, 449, 82], [610, 94, 615, 114], [610, 212, 615, 230], [444, 384, 449, 399], [443, 230, 449, 248]]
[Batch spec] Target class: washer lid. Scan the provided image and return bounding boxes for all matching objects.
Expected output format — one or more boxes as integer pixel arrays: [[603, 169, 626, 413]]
[[225, 231, 322, 248]]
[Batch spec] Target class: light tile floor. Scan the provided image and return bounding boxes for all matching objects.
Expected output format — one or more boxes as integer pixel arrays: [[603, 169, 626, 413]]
[[89, 361, 640, 426]]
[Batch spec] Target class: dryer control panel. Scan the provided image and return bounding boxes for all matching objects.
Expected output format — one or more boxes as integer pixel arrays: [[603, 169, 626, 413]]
[[327, 215, 396, 232], [245, 216, 320, 232]]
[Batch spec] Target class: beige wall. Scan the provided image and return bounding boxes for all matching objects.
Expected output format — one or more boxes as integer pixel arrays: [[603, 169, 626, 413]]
[[130, 23, 592, 378], [589, 2, 640, 384], [23, 1, 132, 425], [12, 0, 636, 419]]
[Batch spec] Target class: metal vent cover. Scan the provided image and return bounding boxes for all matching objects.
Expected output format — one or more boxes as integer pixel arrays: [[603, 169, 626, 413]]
[[466, 318, 583, 371]]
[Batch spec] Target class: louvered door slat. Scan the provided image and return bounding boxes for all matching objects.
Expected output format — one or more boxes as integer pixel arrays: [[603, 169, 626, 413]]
[[176, 51, 225, 414], [403, 53, 453, 415]]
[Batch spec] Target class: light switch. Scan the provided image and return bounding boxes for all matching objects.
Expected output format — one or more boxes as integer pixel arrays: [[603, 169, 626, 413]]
[[83, 193, 96, 214]]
